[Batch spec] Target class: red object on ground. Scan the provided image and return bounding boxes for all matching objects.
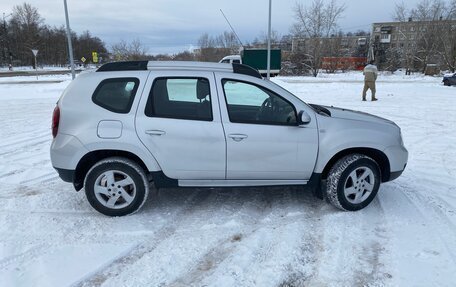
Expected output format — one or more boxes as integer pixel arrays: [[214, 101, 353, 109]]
[[322, 57, 368, 71]]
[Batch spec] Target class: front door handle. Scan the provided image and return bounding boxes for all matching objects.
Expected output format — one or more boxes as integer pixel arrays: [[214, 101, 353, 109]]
[[228, 134, 248, 142], [145, 130, 166, 136]]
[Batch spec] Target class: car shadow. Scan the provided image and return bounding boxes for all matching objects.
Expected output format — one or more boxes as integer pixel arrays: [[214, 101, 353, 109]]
[[141, 185, 328, 216]]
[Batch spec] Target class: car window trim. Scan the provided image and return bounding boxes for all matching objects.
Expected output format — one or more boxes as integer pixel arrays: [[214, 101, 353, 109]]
[[145, 76, 214, 122], [92, 77, 140, 114], [221, 78, 299, 127]]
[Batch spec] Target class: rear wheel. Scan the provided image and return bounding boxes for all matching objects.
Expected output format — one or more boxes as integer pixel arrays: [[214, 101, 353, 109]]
[[84, 157, 149, 216], [326, 154, 381, 211]]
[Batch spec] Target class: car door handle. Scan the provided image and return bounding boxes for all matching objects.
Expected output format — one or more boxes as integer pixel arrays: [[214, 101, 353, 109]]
[[145, 130, 166, 136], [228, 134, 248, 142]]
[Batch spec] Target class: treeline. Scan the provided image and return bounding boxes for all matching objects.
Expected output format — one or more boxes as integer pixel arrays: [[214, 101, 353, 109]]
[[1, 3, 107, 67]]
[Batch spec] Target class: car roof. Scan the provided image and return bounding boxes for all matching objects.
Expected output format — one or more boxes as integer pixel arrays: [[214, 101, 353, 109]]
[[221, 55, 241, 60], [96, 61, 262, 79]]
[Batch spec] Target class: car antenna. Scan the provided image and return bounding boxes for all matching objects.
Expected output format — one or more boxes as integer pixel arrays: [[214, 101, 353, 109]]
[[220, 9, 244, 47]]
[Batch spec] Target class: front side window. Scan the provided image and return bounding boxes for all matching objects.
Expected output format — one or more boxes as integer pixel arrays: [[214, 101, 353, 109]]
[[145, 78, 212, 121], [222, 79, 297, 125], [92, 78, 139, 113]]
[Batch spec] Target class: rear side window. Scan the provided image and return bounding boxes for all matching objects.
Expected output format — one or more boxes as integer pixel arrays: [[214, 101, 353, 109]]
[[145, 78, 212, 121], [92, 78, 139, 113]]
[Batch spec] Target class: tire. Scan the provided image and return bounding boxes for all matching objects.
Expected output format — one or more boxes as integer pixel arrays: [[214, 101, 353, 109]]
[[443, 80, 450, 86], [326, 154, 381, 211], [84, 157, 149, 216]]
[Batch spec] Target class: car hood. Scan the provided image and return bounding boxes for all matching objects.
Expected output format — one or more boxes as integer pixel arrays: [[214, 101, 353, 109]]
[[315, 104, 396, 126], [443, 73, 455, 78]]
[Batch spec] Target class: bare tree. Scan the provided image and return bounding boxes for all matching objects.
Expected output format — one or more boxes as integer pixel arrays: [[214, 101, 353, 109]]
[[197, 33, 215, 49], [9, 3, 44, 66], [392, 0, 456, 72], [215, 31, 240, 53], [393, 2, 409, 21], [172, 51, 195, 61], [411, 0, 448, 20], [438, 20, 456, 71], [252, 30, 281, 47], [291, 0, 346, 76], [292, 0, 346, 37], [111, 39, 148, 61], [197, 31, 238, 62]]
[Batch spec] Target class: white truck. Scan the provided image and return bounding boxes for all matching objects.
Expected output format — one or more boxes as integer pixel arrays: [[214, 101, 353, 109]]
[[220, 48, 281, 76]]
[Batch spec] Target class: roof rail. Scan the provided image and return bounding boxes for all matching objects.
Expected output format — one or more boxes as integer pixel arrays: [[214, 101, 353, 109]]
[[147, 61, 232, 72], [96, 60, 262, 79], [97, 61, 148, 72], [233, 63, 262, 79]]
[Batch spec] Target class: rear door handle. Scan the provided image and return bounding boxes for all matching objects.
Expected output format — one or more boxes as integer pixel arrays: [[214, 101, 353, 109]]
[[228, 134, 248, 142], [145, 130, 166, 136]]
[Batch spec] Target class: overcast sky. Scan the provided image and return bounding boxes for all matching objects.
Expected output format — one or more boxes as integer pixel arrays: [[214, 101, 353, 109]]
[[1, 0, 423, 54]]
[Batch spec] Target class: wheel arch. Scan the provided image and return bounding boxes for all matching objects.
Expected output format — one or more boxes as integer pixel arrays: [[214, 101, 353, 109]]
[[321, 148, 391, 182], [73, 149, 151, 191]]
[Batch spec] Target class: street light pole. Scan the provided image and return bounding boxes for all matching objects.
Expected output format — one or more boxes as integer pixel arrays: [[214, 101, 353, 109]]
[[63, 0, 75, 80], [267, 0, 272, 80]]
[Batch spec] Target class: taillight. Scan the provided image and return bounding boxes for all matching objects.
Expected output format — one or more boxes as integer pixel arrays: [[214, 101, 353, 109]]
[[52, 106, 60, 138]]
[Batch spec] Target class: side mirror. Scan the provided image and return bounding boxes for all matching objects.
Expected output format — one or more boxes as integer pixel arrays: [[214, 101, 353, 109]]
[[298, 110, 311, 125]]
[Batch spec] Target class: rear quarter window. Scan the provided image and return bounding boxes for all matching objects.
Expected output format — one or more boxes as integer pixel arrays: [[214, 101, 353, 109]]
[[92, 78, 140, 113]]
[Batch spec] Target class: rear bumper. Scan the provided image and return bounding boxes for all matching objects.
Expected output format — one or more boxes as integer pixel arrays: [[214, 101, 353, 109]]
[[388, 166, 405, 182], [50, 133, 88, 171], [55, 167, 75, 183]]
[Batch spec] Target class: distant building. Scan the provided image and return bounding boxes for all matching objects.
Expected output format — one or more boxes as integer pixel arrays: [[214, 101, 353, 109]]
[[369, 19, 456, 70], [291, 35, 370, 57]]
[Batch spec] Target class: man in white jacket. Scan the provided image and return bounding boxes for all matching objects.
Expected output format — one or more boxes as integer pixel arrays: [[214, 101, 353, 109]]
[[362, 61, 378, 101]]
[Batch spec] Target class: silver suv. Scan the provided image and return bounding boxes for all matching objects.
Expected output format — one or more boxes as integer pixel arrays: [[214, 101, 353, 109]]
[[51, 61, 408, 216]]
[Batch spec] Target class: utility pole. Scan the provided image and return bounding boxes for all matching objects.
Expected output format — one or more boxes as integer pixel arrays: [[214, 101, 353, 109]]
[[267, 0, 272, 80], [63, 0, 75, 80]]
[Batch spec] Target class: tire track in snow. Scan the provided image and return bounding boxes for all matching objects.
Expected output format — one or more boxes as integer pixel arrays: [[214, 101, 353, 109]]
[[74, 189, 213, 287], [20, 172, 59, 185], [0, 183, 50, 199], [0, 132, 49, 150], [0, 244, 52, 271], [398, 183, 456, 264], [276, 189, 325, 287], [167, 189, 277, 286], [168, 233, 245, 287], [297, 197, 391, 287], [118, 188, 272, 286], [173, 188, 322, 287]]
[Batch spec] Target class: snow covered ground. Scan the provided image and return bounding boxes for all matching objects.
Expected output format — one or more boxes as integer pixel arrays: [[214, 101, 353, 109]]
[[0, 71, 455, 286]]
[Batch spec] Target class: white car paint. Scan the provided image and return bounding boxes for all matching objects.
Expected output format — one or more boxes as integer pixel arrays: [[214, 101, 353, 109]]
[[50, 61, 407, 189]]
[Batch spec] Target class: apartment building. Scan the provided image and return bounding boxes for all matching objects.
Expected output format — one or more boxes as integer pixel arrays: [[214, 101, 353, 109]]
[[370, 19, 456, 69], [291, 35, 369, 57]]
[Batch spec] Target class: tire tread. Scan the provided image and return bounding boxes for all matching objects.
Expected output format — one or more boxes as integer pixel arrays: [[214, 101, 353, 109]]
[[326, 154, 375, 211], [84, 157, 149, 216]]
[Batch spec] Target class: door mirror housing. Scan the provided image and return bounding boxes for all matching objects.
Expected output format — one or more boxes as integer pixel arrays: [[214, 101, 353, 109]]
[[298, 110, 311, 125]]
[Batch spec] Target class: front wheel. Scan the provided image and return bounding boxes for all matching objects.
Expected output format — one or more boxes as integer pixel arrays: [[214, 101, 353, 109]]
[[84, 157, 149, 216], [326, 154, 381, 211], [443, 80, 451, 86]]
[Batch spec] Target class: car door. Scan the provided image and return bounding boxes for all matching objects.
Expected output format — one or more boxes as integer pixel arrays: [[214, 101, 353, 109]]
[[215, 73, 319, 180], [136, 71, 226, 180]]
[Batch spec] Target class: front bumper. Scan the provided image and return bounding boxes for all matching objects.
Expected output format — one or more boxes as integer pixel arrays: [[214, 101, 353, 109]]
[[383, 145, 408, 182]]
